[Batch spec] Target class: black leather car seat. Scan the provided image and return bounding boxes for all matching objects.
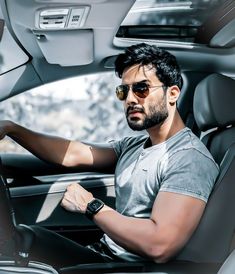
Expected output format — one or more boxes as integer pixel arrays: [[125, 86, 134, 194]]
[[176, 73, 235, 263]]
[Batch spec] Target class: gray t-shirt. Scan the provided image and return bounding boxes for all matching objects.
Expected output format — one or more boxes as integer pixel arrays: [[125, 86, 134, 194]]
[[101, 127, 219, 261]]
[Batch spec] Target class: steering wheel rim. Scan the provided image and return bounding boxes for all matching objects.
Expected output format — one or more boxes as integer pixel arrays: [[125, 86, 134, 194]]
[[0, 158, 16, 258]]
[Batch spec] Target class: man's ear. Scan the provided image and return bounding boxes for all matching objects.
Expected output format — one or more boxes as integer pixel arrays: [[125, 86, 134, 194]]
[[167, 85, 180, 105]]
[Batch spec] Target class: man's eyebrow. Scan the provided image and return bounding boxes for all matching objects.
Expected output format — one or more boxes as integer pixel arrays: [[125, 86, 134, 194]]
[[122, 79, 149, 85], [136, 80, 149, 83], [136, 80, 151, 85]]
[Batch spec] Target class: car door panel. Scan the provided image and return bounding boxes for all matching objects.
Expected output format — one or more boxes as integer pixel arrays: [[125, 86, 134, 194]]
[[1, 153, 115, 244], [10, 176, 116, 226]]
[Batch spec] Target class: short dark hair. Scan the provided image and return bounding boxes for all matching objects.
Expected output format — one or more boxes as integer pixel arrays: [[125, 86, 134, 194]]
[[115, 43, 183, 90]]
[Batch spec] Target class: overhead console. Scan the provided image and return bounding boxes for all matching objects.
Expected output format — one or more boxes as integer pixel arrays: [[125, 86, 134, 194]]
[[4, 0, 135, 73], [33, 6, 93, 66], [36, 6, 90, 30]]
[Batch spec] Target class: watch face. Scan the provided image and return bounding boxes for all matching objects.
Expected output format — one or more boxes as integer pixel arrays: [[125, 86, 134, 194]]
[[88, 199, 104, 213]]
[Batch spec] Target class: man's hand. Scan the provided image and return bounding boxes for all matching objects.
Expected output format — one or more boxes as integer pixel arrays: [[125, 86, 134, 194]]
[[61, 183, 94, 213]]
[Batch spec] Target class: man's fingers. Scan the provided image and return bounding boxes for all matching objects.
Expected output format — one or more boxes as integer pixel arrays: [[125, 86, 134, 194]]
[[61, 182, 94, 213]]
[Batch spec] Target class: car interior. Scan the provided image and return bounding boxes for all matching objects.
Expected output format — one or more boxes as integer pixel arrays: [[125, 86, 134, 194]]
[[1, 0, 235, 273]]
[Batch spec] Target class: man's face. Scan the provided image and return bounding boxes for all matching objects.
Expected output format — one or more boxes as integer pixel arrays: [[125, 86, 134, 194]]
[[121, 64, 168, 131]]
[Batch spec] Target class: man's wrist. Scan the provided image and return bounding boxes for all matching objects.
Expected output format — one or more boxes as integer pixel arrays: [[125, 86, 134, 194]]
[[3, 120, 15, 136], [85, 198, 104, 220]]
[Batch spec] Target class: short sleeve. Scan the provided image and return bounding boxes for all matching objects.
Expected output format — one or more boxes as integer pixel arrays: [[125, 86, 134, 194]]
[[109, 135, 148, 158], [159, 148, 219, 202], [109, 139, 123, 157]]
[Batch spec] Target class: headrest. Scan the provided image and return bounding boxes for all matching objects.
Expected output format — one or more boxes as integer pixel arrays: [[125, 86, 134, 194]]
[[193, 73, 235, 131]]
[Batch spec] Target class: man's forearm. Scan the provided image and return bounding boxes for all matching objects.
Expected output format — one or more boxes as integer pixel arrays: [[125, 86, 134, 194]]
[[61, 184, 166, 261], [61, 184, 201, 263], [4, 121, 71, 165], [92, 206, 175, 263]]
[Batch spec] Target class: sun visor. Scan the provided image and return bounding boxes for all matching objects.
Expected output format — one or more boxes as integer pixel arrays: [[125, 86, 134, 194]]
[[34, 29, 94, 66]]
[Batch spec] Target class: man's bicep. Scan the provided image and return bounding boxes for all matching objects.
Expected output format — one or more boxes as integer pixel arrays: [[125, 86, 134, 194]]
[[151, 191, 206, 248], [64, 141, 118, 171], [88, 144, 118, 171]]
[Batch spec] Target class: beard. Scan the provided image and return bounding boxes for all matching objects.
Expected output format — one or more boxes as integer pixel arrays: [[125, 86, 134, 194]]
[[126, 95, 168, 131]]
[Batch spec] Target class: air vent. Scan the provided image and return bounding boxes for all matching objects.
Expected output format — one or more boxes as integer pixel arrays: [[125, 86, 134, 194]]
[[37, 6, 90, 30]]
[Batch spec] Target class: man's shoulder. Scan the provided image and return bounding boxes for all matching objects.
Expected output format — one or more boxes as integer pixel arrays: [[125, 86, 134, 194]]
[[168, 127, 214, 158], [164, 128, 219, 173], [159, 128, 219, 202]]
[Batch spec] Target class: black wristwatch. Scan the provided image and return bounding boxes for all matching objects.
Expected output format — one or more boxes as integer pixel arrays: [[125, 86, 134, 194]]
[[85, 198, 104, 220]]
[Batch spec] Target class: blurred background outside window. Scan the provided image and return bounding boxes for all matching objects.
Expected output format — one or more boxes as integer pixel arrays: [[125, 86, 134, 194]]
[[0, 72, 137, 153]]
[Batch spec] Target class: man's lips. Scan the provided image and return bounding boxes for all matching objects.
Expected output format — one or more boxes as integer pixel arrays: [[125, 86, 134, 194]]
[[128, 110, 142, 115], [127, 107, 144, 115], [127, 108, 144, 118]]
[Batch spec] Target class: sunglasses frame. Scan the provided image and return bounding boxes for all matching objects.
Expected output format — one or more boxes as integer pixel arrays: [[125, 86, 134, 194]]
[[116, 82, 164, 101]]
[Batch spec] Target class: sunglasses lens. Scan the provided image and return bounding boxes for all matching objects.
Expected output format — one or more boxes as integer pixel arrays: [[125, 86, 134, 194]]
[[116, 85, 129, 100], [132, 82, 149, 98], [116, 83, 150, 100]]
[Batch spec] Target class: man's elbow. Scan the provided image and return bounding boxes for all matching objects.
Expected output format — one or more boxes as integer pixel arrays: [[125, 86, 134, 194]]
[[145, 241, 180, 263], [62, 158, 73, 167], [62, 153, 78, 167]]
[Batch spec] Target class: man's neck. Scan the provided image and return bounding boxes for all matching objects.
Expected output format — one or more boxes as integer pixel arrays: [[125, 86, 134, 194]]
[[146, 110, 185, 146]]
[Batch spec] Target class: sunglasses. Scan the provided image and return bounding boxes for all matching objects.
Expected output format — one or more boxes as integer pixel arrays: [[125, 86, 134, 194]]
[[116, 82, 164, 101]]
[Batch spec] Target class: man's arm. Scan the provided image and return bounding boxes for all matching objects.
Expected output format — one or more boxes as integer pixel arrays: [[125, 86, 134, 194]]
[[61, 183, 206, 263], [0, 120, 117, 171]]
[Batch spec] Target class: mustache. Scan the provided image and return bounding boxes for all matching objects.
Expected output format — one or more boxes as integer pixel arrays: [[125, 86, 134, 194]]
[[126, 106, 145, 115]]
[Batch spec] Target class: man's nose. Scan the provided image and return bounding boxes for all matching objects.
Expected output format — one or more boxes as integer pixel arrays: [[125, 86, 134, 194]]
[[125, 88, 139, 105]]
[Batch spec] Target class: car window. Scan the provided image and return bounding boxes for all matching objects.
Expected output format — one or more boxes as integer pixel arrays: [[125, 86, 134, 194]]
[[0, 72, 138, 153]]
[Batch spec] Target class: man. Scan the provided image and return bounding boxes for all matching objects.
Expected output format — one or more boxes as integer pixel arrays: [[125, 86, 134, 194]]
[[0, 43, 219, 268]]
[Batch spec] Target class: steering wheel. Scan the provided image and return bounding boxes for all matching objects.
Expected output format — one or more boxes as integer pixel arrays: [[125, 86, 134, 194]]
[[0, 158, 34, 265], [0, 162, 16, 256]]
